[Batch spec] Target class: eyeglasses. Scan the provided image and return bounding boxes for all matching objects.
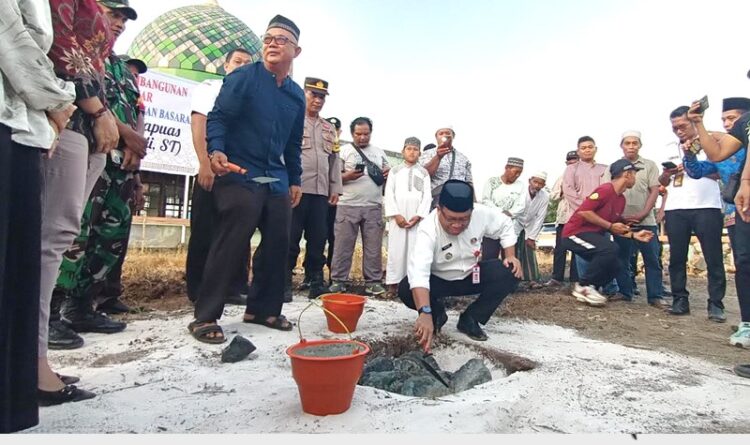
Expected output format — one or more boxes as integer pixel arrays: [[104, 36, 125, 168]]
[[262, 34, 296, 46], [439, 208, 472, 225]]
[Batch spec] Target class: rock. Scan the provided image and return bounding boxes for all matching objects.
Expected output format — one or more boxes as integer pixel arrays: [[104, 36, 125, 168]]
[[363, 356, 395, 374], [360, 370, 410, 392], [400, 376, 452, 398], [450, 358, 491, 392], [221, 335, 256, 363], [394, 358, 427, 376]]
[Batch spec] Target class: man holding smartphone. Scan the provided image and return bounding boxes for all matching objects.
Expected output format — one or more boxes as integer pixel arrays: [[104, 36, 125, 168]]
[[420, 126, 473, 209], [659, 106, 726, 321], [328, 117, 390, 296], [687, 94, 750, 352]]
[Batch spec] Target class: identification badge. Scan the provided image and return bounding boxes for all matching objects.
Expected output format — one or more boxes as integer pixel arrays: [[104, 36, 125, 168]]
[[472, 264, 480, 284]]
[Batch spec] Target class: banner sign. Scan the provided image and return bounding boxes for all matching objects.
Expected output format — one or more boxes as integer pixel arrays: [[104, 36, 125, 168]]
[[138, 71, 200, 176]]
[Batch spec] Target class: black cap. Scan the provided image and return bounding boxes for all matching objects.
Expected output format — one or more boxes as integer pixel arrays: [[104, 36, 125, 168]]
[[325, 117, 341, 130], [566, 150, 579, 161], [423, 143, 437, 151], [119, 55, 147, 74], [439, 180, 474, 212], [610, 159, 642, 178], [98, 0, 137, 20], [304, 77, 329, 95], [722, 97, 750, 113], [267, 14, 300, 41]]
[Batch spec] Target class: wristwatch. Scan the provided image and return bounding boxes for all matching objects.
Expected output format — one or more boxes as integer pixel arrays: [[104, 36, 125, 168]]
[[417, 305, 432, 315]]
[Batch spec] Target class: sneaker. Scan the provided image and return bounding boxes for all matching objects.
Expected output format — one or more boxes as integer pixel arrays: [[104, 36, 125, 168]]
[[708, 303, 726, 323], [328, 281, 347, 293], [298, 276, 312, 291], [544, 278, 563, 288], [729, 322, 750, 348], [365, 283, 386, 296], [48, 320, 84, 350], [571, 283, 607, 307]]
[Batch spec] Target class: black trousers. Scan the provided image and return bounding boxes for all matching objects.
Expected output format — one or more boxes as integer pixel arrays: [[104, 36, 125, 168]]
[[326, 204, 337, 271], [0, 125, 41, 433], [195, 180, 291, 322], [733, 214, 750, 322], [397, 259, 519, 325], [552, 224, 578, 282], [289, 194, 328, 275], [664, 208, 725, 309], [185, 182, 249, 303], [561, 232, 620, 288]]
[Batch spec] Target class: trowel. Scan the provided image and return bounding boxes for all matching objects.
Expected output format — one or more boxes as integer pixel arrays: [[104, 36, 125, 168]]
[[418, 353, 450, 387], [226, 162, 280, 184]]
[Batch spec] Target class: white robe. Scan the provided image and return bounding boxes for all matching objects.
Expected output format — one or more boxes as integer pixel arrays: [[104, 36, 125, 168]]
[[383, 163, 432, 284]]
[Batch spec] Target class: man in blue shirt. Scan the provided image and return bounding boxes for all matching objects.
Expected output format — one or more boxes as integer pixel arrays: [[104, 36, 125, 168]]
[[187, 15, 304, 343]]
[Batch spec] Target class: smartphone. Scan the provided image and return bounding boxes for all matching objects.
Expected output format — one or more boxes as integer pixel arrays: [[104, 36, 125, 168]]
[[695, 95, 709, 114], [355, 163, 365, 172], [662, 161, 678, 170]]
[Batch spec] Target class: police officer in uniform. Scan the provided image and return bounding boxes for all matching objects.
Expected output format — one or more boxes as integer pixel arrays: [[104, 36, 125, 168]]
[[287, 78, 343, 299]]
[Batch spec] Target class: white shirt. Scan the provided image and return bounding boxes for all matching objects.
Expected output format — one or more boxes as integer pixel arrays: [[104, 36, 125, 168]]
[[190, 79, 222, 116], [664, 152, 722, 211], [481, 176, 526, 219], [338, 143, 390, 207], [515, 188, 550, 241], [407, 204, 517, 289]]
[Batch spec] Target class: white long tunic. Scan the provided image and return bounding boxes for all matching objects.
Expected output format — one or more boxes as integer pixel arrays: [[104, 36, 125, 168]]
[[515, 188, 550, 241], [383, 163, 432, 284]]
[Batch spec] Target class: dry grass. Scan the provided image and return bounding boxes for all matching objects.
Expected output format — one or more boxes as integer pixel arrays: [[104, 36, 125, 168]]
[[122, 249, 187, 303]]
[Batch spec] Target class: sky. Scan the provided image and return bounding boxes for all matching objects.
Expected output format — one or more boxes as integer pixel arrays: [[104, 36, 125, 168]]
[[116, 0, 750, 190]]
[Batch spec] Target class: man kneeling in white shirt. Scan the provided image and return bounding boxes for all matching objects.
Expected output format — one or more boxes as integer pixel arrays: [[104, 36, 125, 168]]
[[398, 180, 523, 351]]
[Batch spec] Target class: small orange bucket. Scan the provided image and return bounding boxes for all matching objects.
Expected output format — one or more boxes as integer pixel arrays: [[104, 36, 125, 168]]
[[286, 339, 370, 415], [320, 293, 367, 333]]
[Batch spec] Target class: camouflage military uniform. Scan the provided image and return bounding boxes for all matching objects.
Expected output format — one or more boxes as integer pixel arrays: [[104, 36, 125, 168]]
[[55, 54, 139, 312]]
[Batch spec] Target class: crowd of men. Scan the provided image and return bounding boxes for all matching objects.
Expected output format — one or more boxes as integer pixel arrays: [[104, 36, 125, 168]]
[[2, 0, 750, 434]]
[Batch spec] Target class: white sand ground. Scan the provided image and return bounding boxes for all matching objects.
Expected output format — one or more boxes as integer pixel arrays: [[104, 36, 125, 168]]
[[32, 297, 750, 434]]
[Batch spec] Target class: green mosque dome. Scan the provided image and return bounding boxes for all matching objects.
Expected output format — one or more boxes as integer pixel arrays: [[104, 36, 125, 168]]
[[128, 0, 261, 82]]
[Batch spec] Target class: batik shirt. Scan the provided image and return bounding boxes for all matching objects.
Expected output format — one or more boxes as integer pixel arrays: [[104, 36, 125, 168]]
[[48, 0, 113, 146]]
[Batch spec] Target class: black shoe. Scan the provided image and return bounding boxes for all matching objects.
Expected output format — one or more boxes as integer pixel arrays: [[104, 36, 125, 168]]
[[666, 298, 690, 316], [95, 297, 131, 315], [633, 287, 641, 296], [224, 293, 248, 306], [48, 320, 84, 350], [307, 272, 327, 300], [457, 312, 488, 341], [434, 311, 448, 334], [298, 276, 312, 291], [55, 373, 80, 385], [708, 303, 726, 323], [734, 364, 750, 379], [61, 307, 127, 334], [38, 385, 96, 407]]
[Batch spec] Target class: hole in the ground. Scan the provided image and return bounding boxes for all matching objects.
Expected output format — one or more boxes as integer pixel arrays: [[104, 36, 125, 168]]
[[353, 334, 538, 398]]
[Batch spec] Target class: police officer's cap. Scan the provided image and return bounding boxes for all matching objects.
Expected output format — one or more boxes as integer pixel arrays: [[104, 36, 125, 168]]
[[304, 77, 329, 95], [439, 180, 474, 213]]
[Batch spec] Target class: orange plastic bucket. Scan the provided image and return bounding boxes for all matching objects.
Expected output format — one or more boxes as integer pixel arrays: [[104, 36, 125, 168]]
[[320, 293, 367, 333], [286, 339, 370, 415]]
